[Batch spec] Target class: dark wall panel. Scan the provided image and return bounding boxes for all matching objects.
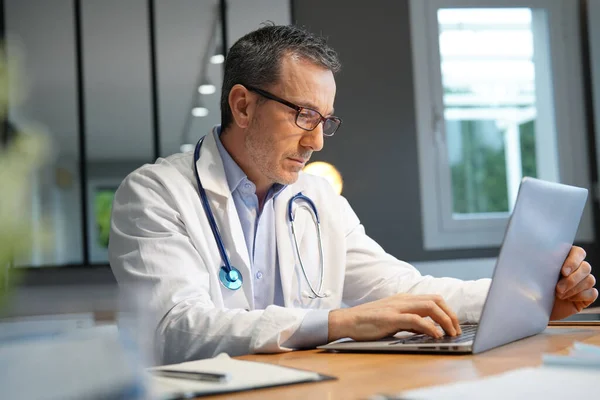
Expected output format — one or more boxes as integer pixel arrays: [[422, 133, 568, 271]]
[[292, 0, 500, 262]]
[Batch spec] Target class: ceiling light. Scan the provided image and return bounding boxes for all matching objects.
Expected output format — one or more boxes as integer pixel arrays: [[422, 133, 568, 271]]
[[198, 84, 216, 95], [191, 107, 209, 117], [211, 44, 224, 64], [210, 54, 224, 64]]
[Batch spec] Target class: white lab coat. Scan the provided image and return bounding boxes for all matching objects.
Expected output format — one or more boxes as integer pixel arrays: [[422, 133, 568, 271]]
[[109, 131, 490, 364]]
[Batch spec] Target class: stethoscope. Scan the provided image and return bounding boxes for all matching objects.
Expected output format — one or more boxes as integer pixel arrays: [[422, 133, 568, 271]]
[[193, 137, 330, 299]]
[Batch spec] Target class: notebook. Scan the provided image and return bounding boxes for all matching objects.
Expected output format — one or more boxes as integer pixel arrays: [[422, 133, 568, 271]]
[[148, 353, 335, 399]]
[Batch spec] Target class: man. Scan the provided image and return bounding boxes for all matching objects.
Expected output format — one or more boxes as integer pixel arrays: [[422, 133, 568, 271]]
[[109, 24, 597, 364]]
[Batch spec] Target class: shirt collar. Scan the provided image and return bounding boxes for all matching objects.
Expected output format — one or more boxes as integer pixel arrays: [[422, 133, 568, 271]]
[[212, 125, 286, 197]]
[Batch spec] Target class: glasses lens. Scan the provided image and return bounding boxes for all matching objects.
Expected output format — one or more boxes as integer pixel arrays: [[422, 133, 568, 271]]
[[323, 118, 340, 136], [296, 108, 320, 130]]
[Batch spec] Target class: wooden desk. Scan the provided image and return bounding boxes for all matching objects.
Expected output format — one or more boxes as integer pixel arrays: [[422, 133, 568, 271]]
[[205, 326, 600, 400]]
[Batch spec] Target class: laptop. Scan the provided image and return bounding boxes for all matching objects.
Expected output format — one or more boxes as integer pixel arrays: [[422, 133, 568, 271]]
[[318, 177, 588, 354]]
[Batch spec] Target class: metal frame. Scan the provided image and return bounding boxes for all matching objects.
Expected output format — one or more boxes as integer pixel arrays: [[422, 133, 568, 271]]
[[73, 0, 90, 264], [147, 0, 161, 162]]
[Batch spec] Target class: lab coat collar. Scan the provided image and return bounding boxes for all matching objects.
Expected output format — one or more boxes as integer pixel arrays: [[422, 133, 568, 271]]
[[195, 128, 231, 200]]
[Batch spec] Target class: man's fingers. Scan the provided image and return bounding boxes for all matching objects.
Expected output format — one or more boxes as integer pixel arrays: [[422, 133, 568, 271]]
[[413, 295, 461, 335], [562, 246, 586, 276], [566, 288, 598, 304], [430, 295, 461, 335], [557, 261, 592, 295], [406, 300, 457, 336], [561, 274, 596, 299], [397, 314, 442, 339]]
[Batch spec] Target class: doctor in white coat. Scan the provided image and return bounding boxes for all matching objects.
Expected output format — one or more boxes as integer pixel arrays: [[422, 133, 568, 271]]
[[109, 24, 597, 364]]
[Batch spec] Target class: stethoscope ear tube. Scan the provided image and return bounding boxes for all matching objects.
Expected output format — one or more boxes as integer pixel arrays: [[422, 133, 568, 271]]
[[288, 192, 320, 223], [289, 194, 329, 299]]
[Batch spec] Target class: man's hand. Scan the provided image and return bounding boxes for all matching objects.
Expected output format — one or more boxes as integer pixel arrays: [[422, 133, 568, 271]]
[[328, 294, 461, 343], [551, 246, 598, 320]]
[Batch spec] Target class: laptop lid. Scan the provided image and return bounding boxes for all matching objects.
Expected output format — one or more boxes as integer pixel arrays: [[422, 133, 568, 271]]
[[472, 177, 588, 353], [318, 178, 588, 354]]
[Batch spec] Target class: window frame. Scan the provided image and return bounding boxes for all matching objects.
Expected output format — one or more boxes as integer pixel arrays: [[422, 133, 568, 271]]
[[410, 0, 595, 250]]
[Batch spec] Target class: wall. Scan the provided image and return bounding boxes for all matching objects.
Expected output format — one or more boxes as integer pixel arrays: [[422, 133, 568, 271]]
[[293, 0, 498, 267]]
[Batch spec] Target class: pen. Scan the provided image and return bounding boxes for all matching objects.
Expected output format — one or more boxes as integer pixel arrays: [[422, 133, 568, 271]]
[[150, 369, 231, 383]]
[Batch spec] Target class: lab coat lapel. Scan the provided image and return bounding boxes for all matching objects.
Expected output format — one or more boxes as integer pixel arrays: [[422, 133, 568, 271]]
[[275, 183, 307, 306], [195, 131, 254, 309]]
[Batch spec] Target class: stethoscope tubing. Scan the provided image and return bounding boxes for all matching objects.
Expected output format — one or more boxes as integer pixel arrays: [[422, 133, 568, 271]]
[[193, 137, 328, 298], [194, 138, 243, 290], [288, 195, 328, 299]]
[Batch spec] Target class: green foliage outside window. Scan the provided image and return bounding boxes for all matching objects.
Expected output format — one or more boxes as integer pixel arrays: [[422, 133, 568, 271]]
[[519, 120, 537, 178], [450, 119, 537, 215], [94, 190, 115, 248]]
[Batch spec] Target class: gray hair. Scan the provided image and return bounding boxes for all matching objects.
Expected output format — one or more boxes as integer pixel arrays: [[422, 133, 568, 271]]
[[220, 23, 341, 130]]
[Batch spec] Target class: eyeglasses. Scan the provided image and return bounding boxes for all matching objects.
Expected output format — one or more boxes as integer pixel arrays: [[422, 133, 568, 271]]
[[245, 85, 342, 136]]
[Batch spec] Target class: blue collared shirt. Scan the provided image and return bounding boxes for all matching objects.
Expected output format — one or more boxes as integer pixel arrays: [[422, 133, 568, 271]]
[[213, 127, 329, 349]]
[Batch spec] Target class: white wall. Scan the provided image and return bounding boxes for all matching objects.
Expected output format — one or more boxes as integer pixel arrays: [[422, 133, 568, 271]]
[[227, 0, 291, 44]]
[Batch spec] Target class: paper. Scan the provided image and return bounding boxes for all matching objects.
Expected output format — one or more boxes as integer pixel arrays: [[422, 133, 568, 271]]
[[543, 341, 600, 369], [393, 366, 600, 400], [370, 342, 600, 400], [149, 353, 322, 399]]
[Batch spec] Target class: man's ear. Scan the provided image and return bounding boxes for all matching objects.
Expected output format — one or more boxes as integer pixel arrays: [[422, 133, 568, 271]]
[[228, 84, 254, 129]]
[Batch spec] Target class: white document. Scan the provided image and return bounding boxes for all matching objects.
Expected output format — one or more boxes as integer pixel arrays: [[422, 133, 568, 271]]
[[543, 341, 600, 368], [149, 353, 323, 399], [396, 366, 600, 400]]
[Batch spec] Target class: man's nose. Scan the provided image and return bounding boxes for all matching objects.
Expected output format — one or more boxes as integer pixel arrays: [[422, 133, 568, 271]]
[[300, 123, 324, 152]]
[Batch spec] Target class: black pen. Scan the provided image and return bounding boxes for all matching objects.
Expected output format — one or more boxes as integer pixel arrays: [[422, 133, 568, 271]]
[[150, 369, 231, 383]]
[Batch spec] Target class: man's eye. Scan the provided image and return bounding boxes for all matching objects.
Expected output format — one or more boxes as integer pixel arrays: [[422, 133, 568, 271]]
[[298, 110, 315, 120]]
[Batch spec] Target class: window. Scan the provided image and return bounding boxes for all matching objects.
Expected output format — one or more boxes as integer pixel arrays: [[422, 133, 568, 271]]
[[410, 0, 594, 249]]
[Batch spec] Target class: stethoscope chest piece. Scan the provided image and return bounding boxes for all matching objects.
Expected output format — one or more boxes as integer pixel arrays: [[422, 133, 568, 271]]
[[219, 266, 243, 290]]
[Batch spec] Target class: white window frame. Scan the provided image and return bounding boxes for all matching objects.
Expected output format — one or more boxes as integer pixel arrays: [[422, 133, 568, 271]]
[[410, 0, 595, 250]]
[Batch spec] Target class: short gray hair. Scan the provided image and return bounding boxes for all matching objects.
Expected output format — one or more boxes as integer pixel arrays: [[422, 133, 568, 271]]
[[220, 23, 341, 130]]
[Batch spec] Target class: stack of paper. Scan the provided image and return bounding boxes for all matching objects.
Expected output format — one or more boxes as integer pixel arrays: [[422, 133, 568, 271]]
[[372, 342, 600, 400], [542, 341, 600, 369], [383, 366, 600, 400], [149, 353, 331, 399]]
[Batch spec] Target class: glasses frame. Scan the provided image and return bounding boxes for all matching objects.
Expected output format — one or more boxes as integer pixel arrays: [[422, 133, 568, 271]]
[[244, 85, 342, 136]]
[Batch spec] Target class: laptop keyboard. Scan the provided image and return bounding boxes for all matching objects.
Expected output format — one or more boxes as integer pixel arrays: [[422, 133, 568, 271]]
[[389, 325, 477, 345]]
